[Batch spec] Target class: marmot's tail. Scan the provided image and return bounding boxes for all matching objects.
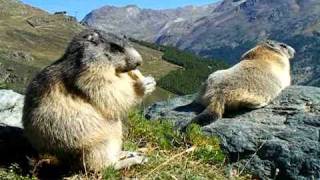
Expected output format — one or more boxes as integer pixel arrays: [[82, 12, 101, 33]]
[[190, 94, 225, 126], [206, 94, 225, 119]]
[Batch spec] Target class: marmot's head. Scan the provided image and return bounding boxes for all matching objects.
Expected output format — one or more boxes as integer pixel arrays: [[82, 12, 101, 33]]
[[241, 40, 295, 60], [64, 29, 142, 72]]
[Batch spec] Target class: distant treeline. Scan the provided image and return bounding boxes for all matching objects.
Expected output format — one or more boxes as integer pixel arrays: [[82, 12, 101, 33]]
[[131, 39, 228, 95]]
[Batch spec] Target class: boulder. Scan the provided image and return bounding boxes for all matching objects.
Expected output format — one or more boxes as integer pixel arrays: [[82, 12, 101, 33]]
[[0, 90, 35, 166], [0, 90, 24, 128], [145, 86, 320, 180]]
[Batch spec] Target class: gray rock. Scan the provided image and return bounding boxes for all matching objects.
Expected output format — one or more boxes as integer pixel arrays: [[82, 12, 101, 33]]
[[0, 90, 24, 128], [145, 86, 320, 180], [0, 90, 35, 167]]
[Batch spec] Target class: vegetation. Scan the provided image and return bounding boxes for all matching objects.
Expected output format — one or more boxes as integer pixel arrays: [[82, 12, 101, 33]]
[[159, 47, 228, 95], [0, 111, 250, 179], [131, 39, 229, 95], [0, 82, 6, 89], [0, 165, 36, 180], [105, 111, 247, 179]]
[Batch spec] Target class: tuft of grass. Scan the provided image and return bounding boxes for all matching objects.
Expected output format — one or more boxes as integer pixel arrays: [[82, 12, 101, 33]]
[[186, 124, 226, 164], [125, 111, 184, 150], [102, 166, 120, 180], [0, 82, 6, 89], [0, 164, 36, 180]]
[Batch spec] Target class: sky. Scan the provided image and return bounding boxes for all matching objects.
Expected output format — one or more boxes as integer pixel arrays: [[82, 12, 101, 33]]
[[21, 0, 218, 21]]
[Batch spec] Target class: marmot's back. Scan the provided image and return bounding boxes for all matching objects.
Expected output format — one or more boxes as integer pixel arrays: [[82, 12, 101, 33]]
[[193, 40, 295, 126], [205, 60, 283, 99]]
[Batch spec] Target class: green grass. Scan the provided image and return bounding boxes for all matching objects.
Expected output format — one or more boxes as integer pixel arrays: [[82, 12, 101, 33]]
[[0, 111, 251, 179], [103, 111, 249, 179], [0, 165, 35, 180], [0, 82, 6, 89]]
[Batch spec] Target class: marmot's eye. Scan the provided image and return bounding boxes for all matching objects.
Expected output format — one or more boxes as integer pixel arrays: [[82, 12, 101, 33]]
[[280, 44, 287, 49], [110, 43, 124, 53]]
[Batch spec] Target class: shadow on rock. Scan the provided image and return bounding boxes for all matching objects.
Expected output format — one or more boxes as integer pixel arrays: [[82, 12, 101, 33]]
[[173, 102, 204, 114], [0, 125, 35, 171]]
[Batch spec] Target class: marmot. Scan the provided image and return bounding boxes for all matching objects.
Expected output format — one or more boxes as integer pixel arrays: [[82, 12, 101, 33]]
[[22, 29, 156, 171], [190, 40, 295, 126]]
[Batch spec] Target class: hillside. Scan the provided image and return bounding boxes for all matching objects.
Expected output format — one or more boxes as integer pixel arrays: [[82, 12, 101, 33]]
[[0, 0, 180, 104], [0, 0, 83, 92], [131, 39, 228, 95], [83, 0, 320, 86]]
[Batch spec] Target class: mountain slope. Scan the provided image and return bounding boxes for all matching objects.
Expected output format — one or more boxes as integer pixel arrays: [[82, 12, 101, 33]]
[[0, 0, 180, 100], [0, 0, 83, 91], [83, 0, 320, 86], [82, 4, 218, 43]]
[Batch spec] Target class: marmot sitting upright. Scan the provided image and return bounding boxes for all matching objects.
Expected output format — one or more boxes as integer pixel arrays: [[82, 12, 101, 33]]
[[191, 40, 295, 126], [22, 29, 156, 171]]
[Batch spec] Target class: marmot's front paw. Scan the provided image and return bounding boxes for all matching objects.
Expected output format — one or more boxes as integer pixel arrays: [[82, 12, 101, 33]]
[[142, 76, 156, 95]]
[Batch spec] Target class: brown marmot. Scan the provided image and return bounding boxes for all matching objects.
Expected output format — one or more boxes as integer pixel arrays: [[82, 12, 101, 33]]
[[190, 40, 295, 126], [22, 29, 156, 171]]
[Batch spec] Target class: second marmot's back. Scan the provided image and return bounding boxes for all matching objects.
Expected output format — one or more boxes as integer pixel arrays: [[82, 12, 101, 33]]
[[192, 40, 295, 126]]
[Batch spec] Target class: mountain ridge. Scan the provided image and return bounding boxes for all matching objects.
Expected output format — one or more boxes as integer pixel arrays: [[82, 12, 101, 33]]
[[83, 0, 320, 86]]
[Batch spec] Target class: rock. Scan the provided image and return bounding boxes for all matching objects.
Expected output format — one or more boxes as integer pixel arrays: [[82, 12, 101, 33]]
[[10, 51, 34, 62], [0, 65, 11, 83], [0, 90, 24, 128], [0, 90, 35, 167], [145, 86, 320, 180]]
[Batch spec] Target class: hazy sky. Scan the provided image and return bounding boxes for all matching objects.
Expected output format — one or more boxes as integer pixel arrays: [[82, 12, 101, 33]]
[[21, 0, 218, 21]]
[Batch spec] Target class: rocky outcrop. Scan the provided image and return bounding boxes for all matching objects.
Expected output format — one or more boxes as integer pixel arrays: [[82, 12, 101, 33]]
[[145, 86, 320, 180]]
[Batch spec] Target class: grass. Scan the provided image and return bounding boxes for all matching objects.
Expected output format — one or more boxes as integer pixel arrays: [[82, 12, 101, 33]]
[[0, 82, 6, 89], [0, 111, 251, 179], [118, 111, 233, 179], [0, 165, 36, 180]]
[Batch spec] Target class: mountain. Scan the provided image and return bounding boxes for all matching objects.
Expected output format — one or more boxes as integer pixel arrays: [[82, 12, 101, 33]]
[[82, 4, 218, 43], [82, 0, 320, 86], [0, 0, 180, 103]]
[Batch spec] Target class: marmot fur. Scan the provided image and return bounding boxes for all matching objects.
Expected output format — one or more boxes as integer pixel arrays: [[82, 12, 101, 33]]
[[22, 29, 156, 171], [191, 40, 295, 126]]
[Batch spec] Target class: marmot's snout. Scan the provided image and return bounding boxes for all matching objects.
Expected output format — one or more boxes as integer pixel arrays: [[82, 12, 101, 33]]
[[285, 45, 295, 59], [264, 40, 295, 59], [124, 46, 143, 71]]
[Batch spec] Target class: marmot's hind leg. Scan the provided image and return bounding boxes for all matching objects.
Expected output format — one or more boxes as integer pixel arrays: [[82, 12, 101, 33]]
[[84, 141, 147, 171], [84, 139, 121, 171]]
